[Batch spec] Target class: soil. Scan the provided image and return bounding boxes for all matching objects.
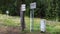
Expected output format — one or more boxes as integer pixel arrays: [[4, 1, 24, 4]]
[[0, 26, 50, 34]]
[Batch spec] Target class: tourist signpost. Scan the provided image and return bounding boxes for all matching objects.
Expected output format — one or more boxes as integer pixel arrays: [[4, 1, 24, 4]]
[[20, 4, 26, 31], [30, 2, 36, 32]]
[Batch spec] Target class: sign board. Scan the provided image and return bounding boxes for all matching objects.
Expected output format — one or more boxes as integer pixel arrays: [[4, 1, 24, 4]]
[[21, 4, 26, 11], [30, 2, 36, 9]]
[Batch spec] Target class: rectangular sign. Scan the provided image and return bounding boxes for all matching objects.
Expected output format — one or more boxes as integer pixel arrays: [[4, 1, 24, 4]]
[[21, 4, 26, 11], [30, 2, 36, 9]]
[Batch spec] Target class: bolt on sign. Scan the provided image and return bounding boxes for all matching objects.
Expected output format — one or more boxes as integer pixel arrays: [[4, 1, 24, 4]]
[[21, 4, 26, 11], [30, 2, 36, 9]]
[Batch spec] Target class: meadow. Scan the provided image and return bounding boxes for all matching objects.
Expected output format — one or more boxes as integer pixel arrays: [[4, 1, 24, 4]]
[[0, 14, 60, 34]]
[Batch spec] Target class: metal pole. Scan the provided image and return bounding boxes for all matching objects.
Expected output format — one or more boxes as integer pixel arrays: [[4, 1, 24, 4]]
[[30, 9, 34, 32], [20, 11, 25, 31]]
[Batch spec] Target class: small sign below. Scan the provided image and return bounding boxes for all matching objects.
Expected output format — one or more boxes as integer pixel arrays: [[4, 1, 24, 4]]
[[21, 4, 26, 11], [30, 2, 36, 9]]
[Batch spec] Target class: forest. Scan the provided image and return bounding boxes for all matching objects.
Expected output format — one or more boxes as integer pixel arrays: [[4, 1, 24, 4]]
[[0, 0, 60, 21]]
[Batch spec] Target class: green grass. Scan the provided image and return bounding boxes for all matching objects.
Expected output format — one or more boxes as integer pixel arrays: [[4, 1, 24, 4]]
[[0, 14, 20, 27], [0, 14, 60, 34]]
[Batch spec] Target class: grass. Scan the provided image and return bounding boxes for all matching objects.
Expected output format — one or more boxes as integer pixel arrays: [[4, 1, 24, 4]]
[[0, 14, 60, 34], [0, 14, 20, 27]]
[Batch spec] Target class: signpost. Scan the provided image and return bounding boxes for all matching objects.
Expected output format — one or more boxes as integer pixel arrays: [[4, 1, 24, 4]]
[[30, 2, 36, 32], [20, 4, 26, 31]]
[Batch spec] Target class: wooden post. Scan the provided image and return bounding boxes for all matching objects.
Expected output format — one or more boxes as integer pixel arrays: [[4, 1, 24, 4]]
[[20, 4, 26, 31], [20, 11, 25, 31]]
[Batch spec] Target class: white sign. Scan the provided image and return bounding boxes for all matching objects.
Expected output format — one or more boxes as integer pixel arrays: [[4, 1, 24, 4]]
[[21, 4, 26, 11], [30, 2, 36, 9], [40, 19, 46, 32], [6, 10, 9, 14]]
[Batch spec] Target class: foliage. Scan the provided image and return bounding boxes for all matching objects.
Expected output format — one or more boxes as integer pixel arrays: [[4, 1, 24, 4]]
[[0, 14, 60, 34], [0, 0, 60, 21]]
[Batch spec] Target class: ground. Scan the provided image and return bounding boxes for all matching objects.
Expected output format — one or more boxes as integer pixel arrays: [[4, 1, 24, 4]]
[[0, 26, 20, 34], [0, 14, 60, 34], [0, 26, 50, 34]]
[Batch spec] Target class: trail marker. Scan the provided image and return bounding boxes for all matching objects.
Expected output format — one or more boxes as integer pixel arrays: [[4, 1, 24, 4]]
[[40, 19, 46, 33], [30, 2, 36, 32], [20, 4, 26, 31]]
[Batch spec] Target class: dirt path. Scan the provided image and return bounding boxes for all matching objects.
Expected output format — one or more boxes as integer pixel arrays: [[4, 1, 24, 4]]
[[0, 26, 50, 34], [0, 26, 21, 34]]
